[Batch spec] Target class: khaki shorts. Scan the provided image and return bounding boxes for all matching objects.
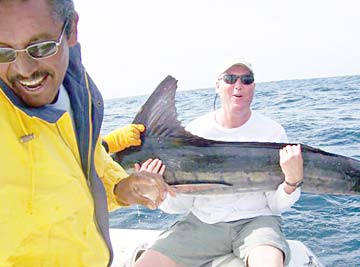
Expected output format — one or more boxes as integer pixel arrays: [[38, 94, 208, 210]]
[[151, 213, 290, 267]]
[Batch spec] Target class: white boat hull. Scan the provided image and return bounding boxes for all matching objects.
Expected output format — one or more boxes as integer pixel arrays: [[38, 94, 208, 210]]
[[110, 228, 324, 267]]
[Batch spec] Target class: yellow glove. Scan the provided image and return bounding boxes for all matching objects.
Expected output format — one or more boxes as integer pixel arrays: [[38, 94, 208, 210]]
[[103, 124, 145, 153]]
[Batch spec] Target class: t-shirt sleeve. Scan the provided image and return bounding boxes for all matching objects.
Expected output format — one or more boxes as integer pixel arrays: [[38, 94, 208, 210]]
[[278, 126, 289, 143], [265, 184, 301, 213]]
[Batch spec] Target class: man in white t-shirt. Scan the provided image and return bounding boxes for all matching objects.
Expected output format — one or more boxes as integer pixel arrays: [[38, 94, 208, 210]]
[[135, 60, 303, 267]]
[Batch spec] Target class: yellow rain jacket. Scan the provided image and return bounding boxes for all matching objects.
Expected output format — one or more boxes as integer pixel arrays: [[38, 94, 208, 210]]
[[0, 44, 127, 267]]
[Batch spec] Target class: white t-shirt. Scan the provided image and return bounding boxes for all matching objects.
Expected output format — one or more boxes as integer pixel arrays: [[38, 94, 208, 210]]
[[186, 110, 288, 142], [159, 110, 301, 224], [46, 84, 74, 127]]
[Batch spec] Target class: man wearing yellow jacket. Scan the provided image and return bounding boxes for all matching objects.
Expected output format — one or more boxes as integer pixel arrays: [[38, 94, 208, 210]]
[[0, 0, 170, 266]]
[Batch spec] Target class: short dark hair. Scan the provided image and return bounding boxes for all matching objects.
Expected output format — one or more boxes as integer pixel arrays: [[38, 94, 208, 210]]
[[48, 0, 76, 37]]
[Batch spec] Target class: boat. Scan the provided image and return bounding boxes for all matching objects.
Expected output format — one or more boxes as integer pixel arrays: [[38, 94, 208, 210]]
[[110, 228, 325, 267]]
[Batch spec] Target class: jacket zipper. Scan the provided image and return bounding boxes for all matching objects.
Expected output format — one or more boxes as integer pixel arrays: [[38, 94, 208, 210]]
[[84, 72, 111, 265]]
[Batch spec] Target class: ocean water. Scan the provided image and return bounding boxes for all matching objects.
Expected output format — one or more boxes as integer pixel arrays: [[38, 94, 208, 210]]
[[103, 75, 360, 267]]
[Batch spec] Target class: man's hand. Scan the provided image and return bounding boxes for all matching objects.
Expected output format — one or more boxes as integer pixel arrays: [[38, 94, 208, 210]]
[[103, 124, 145, 153], [134, 158, 165, 175], [135, 158, 176, 198], [279, 144, 303, 194], [114, 158, 174, 209]]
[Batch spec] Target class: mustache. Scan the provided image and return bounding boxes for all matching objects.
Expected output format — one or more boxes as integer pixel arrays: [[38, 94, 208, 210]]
[[9, 71, 52, 85]]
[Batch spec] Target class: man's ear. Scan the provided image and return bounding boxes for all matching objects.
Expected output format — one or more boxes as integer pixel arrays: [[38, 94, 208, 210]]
[[67, 12, 79, 46]]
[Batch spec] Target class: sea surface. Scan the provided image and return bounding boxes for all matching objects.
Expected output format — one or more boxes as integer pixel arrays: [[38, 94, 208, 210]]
[[102, 75, 360, 267]]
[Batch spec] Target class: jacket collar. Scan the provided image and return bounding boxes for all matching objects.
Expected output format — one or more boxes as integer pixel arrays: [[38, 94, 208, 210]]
[[0, 79, 66, 123]]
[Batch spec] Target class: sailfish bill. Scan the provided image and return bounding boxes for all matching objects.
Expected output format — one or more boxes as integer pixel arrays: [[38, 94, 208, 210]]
[[114, 76, 360, 195]]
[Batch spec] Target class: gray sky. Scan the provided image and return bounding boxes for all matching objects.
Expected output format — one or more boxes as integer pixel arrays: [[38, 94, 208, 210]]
[[75, 0, 360, 99]]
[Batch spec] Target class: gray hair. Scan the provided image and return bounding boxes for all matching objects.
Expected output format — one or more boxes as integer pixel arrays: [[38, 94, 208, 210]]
[[48, 0, 76, 37]]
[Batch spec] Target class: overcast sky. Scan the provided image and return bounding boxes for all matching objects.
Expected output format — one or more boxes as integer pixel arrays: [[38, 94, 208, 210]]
[[75, 0, 360, 99]]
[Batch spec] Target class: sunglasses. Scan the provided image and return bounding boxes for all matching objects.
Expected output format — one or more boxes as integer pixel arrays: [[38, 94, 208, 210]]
[[0, 20, 68, 64], [220, 74, 254, 85]]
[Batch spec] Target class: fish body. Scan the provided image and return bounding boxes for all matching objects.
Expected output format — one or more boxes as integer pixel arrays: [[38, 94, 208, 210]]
[[114, 76, 360, 195]]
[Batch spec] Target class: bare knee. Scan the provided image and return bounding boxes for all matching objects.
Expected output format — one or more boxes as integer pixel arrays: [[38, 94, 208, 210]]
[[247, 245, 284, 267], [134, 249, 181, 267]]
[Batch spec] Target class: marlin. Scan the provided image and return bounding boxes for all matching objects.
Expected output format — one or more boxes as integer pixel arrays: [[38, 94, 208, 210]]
[[114, 76, 360, 195]]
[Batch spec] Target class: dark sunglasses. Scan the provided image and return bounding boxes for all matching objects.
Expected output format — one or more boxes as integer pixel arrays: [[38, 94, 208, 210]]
[[220, 74, 254, 85], [0, 20, 68, 64]]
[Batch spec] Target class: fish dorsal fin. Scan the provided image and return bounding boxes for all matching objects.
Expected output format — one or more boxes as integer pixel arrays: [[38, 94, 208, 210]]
[[132, 75, 192, 138]]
